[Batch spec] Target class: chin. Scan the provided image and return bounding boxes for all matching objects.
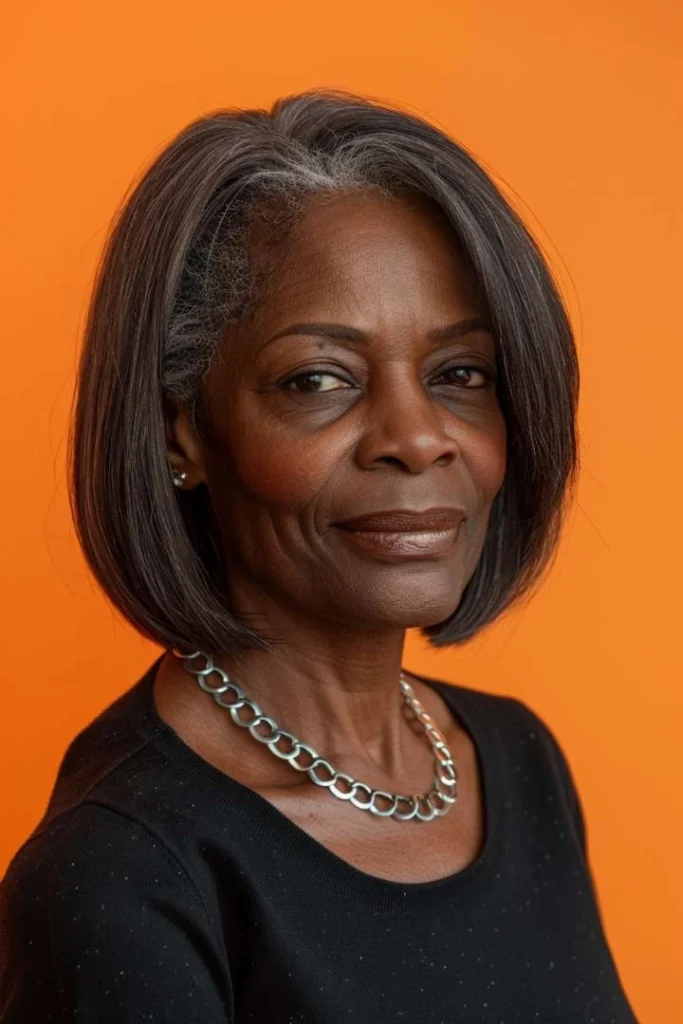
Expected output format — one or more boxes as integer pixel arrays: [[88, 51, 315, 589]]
[[352, 589, 463, 631]]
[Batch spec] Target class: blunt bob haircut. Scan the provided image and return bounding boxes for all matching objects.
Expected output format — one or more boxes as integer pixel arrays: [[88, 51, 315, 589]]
[[68, 87, 579, 660]]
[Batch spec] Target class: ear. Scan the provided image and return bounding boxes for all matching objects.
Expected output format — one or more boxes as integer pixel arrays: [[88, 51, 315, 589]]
[[163, 394, 207, 488]]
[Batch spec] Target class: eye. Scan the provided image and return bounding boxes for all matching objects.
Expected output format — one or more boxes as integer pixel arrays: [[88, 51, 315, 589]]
[[278, 364, 496, 396], [280, 369, 354, 394], [432, 365, 495, 388]]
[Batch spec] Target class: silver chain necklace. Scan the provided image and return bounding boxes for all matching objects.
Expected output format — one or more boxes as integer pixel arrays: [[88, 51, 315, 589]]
[[175, 650, 459, 823]]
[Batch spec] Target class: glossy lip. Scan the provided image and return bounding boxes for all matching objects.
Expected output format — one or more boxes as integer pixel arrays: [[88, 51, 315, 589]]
[[333, 507, 467, 533], [332, 523, 463, 561]]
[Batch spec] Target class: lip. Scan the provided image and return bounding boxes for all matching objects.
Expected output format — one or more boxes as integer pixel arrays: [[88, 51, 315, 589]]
[[332, 523, 463, 560], [333, 507, 467, 532]]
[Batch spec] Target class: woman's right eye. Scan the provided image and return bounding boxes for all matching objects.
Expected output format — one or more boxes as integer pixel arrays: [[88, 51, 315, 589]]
[[280, 370, 354, 394]]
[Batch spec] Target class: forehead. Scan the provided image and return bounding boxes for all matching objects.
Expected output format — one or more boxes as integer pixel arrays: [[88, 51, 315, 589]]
[[251, 189, 480, 322]]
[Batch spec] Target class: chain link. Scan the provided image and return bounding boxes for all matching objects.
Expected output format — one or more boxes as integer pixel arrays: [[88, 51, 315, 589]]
[[176, 650, 459, 823]]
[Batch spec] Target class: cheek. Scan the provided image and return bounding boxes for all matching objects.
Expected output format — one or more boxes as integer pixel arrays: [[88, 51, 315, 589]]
[[212, 387, 333, 511], [483, 439, 507, 498], [468, 414, 507, 503], [462, 417, 507, 564], [231, 433, 332, 511]]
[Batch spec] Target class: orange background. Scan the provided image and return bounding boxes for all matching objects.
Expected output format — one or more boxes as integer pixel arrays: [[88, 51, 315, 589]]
[[1, 1, 681, 1020]]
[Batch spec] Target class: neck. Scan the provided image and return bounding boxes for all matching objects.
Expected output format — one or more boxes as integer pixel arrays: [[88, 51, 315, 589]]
[[203, 636, 411, 772], [183, 582, 438, 774]]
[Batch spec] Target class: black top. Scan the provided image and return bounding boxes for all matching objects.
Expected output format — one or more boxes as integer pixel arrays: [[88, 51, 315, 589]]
[[0, 655, 639, 1023]]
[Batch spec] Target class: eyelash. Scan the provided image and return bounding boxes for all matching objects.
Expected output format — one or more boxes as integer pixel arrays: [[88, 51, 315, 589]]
[[279, 365, 496, 394]]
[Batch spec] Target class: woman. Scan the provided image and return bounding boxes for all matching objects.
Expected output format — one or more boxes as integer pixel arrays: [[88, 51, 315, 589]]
[[0, 88, 639, 1022]]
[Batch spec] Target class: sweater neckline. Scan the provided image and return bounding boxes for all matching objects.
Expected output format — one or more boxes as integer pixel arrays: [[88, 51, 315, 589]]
[[134, 655, 505, 906]]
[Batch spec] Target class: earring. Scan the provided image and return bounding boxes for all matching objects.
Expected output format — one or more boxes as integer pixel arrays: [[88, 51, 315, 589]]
[[171, 468, 187, 489]]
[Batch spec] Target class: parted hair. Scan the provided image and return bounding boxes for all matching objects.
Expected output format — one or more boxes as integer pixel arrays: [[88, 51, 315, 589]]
[[68, 87, 579, 659]]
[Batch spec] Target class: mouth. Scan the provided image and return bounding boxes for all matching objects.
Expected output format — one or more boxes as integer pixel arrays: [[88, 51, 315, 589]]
[[333, 507, 466, 533], [331, 522, 463, 560]]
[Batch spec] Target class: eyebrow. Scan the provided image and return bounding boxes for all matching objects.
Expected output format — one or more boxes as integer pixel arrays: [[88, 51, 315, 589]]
[[265, 316, 491, 348]]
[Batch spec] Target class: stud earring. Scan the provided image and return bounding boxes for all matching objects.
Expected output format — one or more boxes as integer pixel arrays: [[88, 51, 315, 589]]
[[171, 468, 187, 489]]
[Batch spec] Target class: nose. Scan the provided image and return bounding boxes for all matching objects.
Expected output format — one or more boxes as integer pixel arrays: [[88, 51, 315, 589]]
[[354, 375, 461, 474]]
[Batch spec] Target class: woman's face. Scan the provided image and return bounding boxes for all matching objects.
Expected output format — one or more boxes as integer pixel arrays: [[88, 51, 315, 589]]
[[175, 190, 507, 632]]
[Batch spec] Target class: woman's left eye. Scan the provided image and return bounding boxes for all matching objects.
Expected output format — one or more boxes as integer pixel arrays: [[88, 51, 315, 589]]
[[433, 365, 494, 388]]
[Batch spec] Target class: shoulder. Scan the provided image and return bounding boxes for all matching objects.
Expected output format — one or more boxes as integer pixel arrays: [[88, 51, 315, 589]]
[[0, 803, 232, 1021], [1, 801, 206, 927], [409, 669, 553, 741], [413, 672, 588, 854], [415, 670, 573, 755]]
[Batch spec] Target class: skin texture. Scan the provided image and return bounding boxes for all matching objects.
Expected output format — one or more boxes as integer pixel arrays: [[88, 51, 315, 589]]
[[155, 189, 507, 883]]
